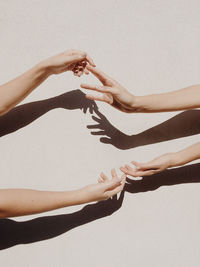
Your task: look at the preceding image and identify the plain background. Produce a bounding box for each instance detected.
[1,0,200,266]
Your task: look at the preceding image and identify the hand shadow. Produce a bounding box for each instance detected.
[0,89,98,137]
[87,109,200,150]
[0,191,124,250]
[125,163,200,193]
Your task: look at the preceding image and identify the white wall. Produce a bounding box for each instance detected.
[1,1,200,266]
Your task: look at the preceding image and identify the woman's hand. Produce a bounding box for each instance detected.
[120,153,177,177]
[39,49,95,76]
[80,169,126,203]
[81,65,135,113]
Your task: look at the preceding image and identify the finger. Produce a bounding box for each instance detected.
[69,50,95,66]
[91,130,106,136]
[117,189,125,206]
[73,70,79,76]
[100,137,112,144]
[106,175,126,197]
[91,116,101,123]
[98,178,104,183]
[111,168,117,179]
[86,54,96,67]
[89,104,93,114]
[93,109,106,119]
[86,65,113,84]
[120,167,155,177]
[87,124,101,129]
[81,84,110,93]
[77,65,84,71]
[131,161,143,170]
[80,60,87,67]
[125,164,134,171]
[84,69,89,75]
[100,172,108,181]
[74,70,83,77]
[85,94,112,104]
[131,161,154,171]
[120,166,136,176]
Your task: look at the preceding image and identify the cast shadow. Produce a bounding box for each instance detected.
[0,192,124,250]
[87,109,200,150]
[125,162,200,193]
[0,89,97,138]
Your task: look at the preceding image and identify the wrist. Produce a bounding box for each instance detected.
[170,152,183,167]
[130,95,144,112]
[69,188,88,205]
[35,60,54,77]
[77,186,95,204]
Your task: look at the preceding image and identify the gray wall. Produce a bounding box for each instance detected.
[1,1,200,266]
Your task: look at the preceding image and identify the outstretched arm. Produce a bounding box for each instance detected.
[0,49,95,116]
[0,169,126,218]
[81,65,200,113]
[120,142,200,177]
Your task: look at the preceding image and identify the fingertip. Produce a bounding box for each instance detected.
[111,168,115,173]
[85,94,93,100]
[120,166,125,171]
[80,83,85,88]
[100,171,104,178]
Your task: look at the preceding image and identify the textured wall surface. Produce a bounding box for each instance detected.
[0,1,200,266]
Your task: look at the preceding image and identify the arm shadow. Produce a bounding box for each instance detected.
[125,163,200,193]
[87,109,200,150]
[0,192,124,250]
[0,89,97,138]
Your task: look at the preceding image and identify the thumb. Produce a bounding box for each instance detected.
[131,160,154,171]
[131,161,144,170]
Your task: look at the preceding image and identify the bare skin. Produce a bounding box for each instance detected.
[0,50,126,218]
[0,49,95,116]
[0,170,126,218]
[120,143,200,177]
[81,65,200,177]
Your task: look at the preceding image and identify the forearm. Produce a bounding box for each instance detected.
[171,142,200,167]
[0,63,50,115]
[132,85,200,112]
[0,188,86,218]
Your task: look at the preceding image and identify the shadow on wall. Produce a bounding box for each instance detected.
[0,89,97,137]
[125,162,200,193]
[0,89,200,250]
[0,193,124,250]
[0,89,200,148]
[87,109,200,150]
[1,162,200,250]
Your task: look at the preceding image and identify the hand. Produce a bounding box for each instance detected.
[120,153,176,177]
[80,65,135,113]
[53,89,98,114]
[87,109,132,149]
[81,191,125,219]
[81,169,126,203]
[39,49,95,76]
